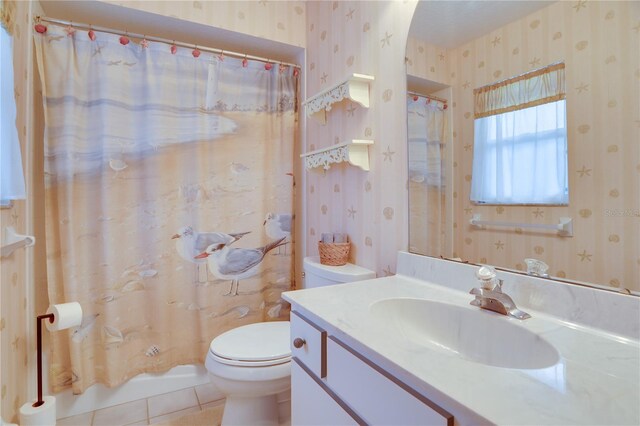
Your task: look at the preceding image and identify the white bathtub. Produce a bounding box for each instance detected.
[55,364,212,419]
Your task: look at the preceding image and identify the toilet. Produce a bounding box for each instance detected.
[205,256,375,425]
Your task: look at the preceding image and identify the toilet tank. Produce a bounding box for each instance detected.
[303,256,376,288]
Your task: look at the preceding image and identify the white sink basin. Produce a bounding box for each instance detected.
[370,298,560,370]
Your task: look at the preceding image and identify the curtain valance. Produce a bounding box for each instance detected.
[474,62,565,119]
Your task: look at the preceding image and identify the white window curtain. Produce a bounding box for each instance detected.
[471,63,568,205]
[0,24,26,202]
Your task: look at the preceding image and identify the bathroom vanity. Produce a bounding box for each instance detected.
[282,252,640,425]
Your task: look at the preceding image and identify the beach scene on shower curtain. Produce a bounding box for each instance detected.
[34,25,297,394]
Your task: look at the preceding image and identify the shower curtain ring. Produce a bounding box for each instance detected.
[120,29,130,45]
[65,21,76,37]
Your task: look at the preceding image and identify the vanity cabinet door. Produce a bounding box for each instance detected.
[291,358,362,426]
[326,337,453,426]
[291,311,327,378]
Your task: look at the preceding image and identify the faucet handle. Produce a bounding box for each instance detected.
[525,258,549,277]
[495,278,504,292]
[476,265,497,290]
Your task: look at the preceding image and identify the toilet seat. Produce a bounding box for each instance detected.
[209,352,291,367]
[208,321,291,367]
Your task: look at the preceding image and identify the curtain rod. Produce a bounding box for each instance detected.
[407,91,447,104]
[36,16,301,69]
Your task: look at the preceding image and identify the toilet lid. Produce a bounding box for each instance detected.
[209,321,291,363]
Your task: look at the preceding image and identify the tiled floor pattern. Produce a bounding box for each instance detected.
[57,384,224,426]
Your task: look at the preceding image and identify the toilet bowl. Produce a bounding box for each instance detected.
[206,257,375,425]
[205,321,292,426]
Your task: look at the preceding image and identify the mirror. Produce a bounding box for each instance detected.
[406,0,639,294]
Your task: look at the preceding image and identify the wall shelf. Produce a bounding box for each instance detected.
[301,140,374,171]
[302,73,375,124]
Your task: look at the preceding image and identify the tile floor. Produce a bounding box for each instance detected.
[57,384,224,426]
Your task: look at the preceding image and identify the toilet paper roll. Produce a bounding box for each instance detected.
[19,395,56,426]
[46,302,82,332]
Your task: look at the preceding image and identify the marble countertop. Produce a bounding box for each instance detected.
[283,275,640,425]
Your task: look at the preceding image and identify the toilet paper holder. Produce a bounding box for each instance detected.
[34,313,55,408]
[29,303,83,409]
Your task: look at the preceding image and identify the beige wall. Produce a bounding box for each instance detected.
[103,0,307,48]
[304,0,417,277]
[407,1,639,290]
[406,36,450,87]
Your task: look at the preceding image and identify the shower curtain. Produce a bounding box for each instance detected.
[34,25,297,394]
[407,95,447,257]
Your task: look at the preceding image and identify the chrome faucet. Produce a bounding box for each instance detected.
[470,266,531,320]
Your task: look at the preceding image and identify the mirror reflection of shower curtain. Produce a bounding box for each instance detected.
[34,25,297,394]
[408,95,447,257]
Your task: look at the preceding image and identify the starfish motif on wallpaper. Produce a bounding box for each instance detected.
[577,250,592,262]
[380,32,393,48]
[495,240,505,250]
[464,207,473,215]
[573,0,587,13]
[532,208,544,218]
[346,103,357,116]
[11,210,19,225]
[383,265,394,277]
[320,72,328,84]
[491,36,501,47]
[259,0,267,6]
[462,81,471,89]
[577,165,592,177]
[346,8,355,20]
[529,57,541,67]
[575,82,589,93]
[463,143,472,151]
[439,53,445,61]
[11,336,19,350]
[382,146,395,162]
[347,206,357,219]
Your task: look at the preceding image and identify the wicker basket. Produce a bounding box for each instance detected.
[318,242,350,266]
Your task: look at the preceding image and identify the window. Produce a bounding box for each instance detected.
[470,63,568,205]
[1,24,26,206]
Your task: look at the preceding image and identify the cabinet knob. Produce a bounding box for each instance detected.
[293,337,306,349]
